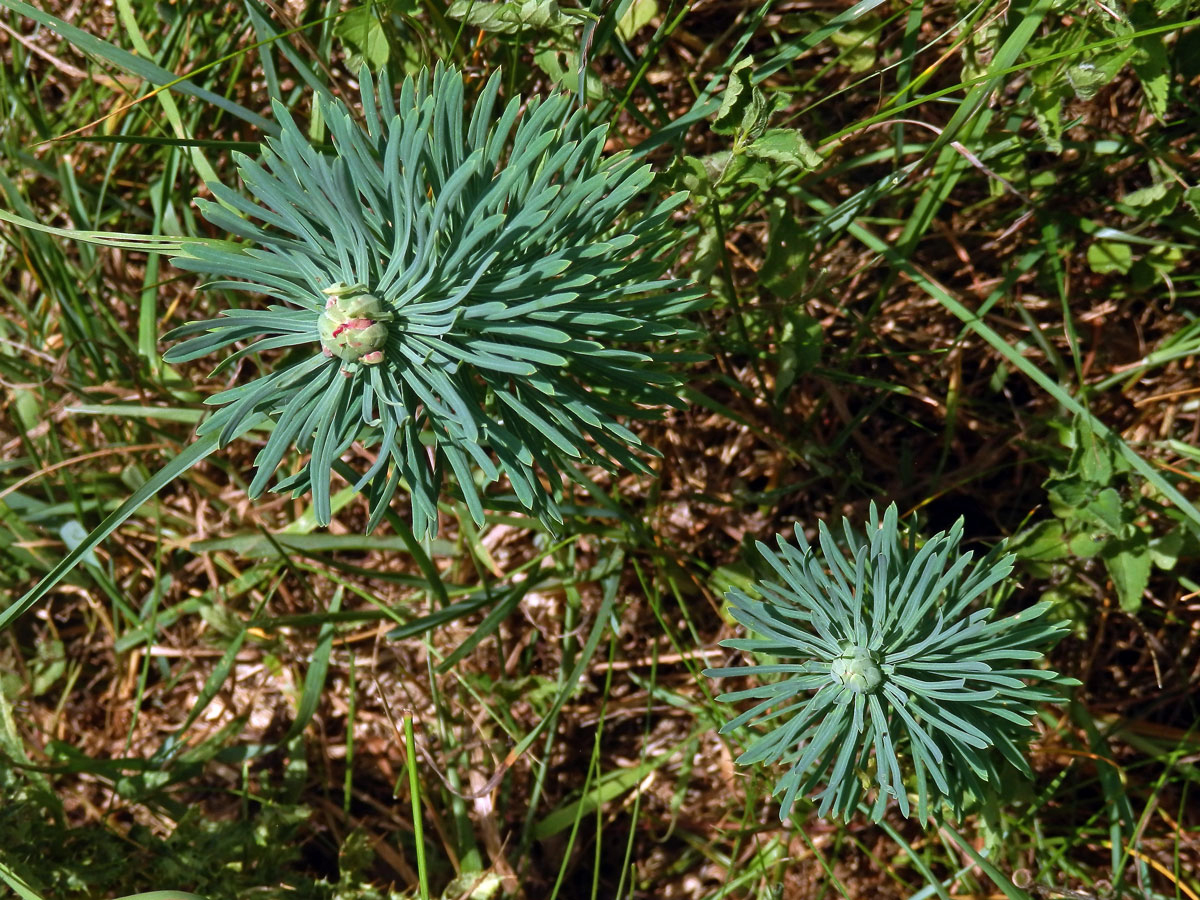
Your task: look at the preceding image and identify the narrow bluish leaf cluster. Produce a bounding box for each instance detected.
[705,504,1076,823]
[163,65,700,536]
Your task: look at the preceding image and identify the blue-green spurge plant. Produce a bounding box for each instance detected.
[705,504,1076,824]
[163,65,699,536]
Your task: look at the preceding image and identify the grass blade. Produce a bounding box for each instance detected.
[0,861,44,900]
[284,585,343,742]
[0,0,272,132]
[941,822,1031,900]
[0,429,228,633]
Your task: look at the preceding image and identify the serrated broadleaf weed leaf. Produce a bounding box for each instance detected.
[705,503,1077,824]
[165,65,702,536]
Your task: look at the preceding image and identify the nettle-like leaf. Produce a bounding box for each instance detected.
[164,65,701,537]
[705,503,1077,824]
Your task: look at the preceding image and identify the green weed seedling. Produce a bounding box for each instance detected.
[1009,418,1193,615]
[706,503,1078,824]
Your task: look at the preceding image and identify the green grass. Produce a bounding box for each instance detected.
[2,0,1199,898]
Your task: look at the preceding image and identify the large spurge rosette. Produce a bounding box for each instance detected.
[163,66,700,536]
[705,504,1076,823]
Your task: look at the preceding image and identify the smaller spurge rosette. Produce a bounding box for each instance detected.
[705,503,1076,824]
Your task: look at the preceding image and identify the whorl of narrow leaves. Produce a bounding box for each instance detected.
[705,504,1076,824]
[163,65,700,536]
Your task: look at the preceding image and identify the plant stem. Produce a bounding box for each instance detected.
[405,713,430,900]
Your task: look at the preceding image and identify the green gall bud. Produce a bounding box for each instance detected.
[830,644,882,694]
[318,285,392,367]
